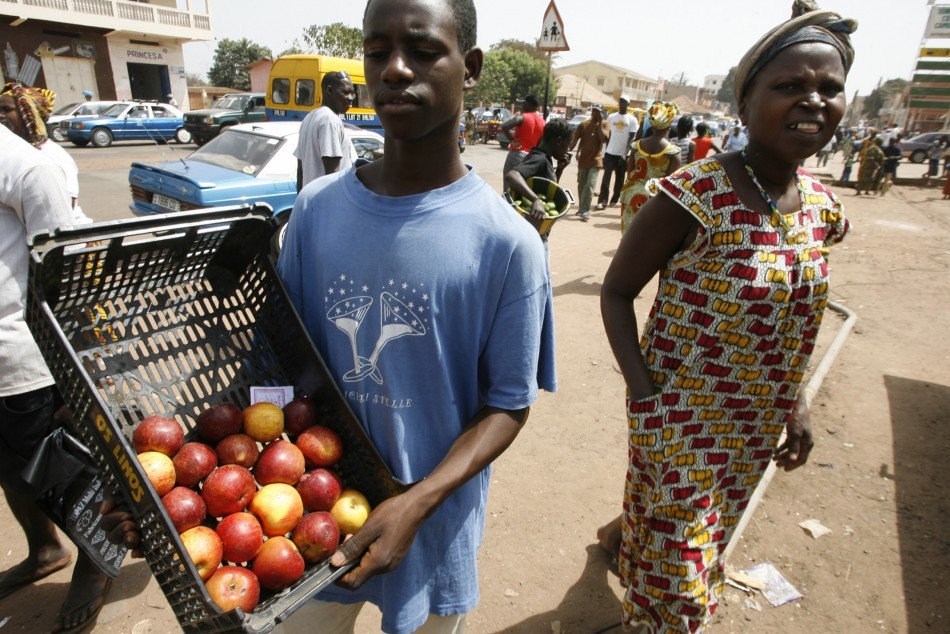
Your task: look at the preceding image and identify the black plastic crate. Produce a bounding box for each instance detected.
[26,206,405,633]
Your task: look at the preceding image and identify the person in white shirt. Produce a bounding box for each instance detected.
[0,98,113,632]
[723,125,749,152]
[597,96,639,209]
[295,71,356,191]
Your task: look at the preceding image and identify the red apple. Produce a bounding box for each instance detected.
[243,402,284,443]
[295,425,343,468]
[173,442,218,488]
[133,416,184,457]
[251,536,305,590]
[205,565,260,613]
[162,486,207,533]
[283,396,319,437]
[291,512,340,565]
[205,566,261,612]
[248,483,303,537]
[197,403,244,443]
[216,434,260,469]
[201,465,257,518]
[295,468,342,512]
[215,512,264,563]
[180,525,223,581]
[254,440,305,486]
[138,451,176,497]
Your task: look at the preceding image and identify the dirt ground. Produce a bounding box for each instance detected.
[1,147,947,634]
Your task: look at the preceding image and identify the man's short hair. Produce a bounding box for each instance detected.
[543,117,572,143]
[322,71,350,92]
[364,0,477,53]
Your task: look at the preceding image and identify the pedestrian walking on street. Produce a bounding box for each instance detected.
[879,137,901,195]
[856,136,884,195]
[692,122,722,159]
[295,71,355,191]
[597,2,855,631]
[597,96,639,209]
[569,104,606,221]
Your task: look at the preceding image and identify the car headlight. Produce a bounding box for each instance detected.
[72,122,85,129]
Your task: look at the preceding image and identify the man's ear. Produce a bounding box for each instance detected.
[463,48,483,91]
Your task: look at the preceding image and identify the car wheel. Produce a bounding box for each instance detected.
[270,212,291,261]
[70,139,89,147]
[90,127,113,148]
[499,140,509,150]
[194,136,207,146]
[911,149,927,164]
[51,126,67,143]
[175,128,192,144]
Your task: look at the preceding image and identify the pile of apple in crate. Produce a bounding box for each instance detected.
[133,396,369,613]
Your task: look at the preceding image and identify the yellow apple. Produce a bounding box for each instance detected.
[180,525,223,581]
[330,489,371,535]
[243,402,284,442]
[248,483,303,537]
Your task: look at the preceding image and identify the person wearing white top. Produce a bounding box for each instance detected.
[294,71,356,191]
[597,96,639,209]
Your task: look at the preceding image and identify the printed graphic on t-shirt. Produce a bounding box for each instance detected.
[324,274,430,385]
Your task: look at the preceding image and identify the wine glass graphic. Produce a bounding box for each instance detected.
[326,296,374,379]
[347,292,426,384]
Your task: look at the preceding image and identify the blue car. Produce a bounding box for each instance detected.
[68,101,191,148]
[129,121,384,252]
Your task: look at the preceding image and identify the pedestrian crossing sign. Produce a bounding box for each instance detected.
[538,0,569,52]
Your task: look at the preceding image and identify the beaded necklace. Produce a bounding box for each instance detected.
[740,147,798,231]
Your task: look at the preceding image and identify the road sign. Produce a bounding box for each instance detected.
[924,4,950,39]
[538,0,569,52]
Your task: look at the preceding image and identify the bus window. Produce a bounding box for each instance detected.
[295,79,315,107]
[352,84,371,110]
[272,78,290,104]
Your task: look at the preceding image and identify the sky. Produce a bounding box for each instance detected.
[183,0,939,97]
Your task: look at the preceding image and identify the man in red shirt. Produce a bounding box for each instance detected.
[500,94,545,191]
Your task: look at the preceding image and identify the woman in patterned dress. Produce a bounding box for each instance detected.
[855,136,885,195]
[597,2,855,632]
[618,101,682,235]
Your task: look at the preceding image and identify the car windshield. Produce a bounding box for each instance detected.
[100,103,131,117]
[188,129,284,175]
[53,102,79,116]
[210,96,248,110]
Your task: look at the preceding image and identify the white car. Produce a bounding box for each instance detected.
[47,100,120,142]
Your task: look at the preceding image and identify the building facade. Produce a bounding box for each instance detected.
[0,0,213,110]
[553,60,657,109]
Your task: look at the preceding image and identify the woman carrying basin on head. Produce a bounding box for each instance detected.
[597,2,854,631]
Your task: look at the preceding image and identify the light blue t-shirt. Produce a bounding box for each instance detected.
[277,166,556,634]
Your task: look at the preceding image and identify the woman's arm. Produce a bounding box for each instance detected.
[665,151,681,176]
[687,140,696,164]
[602,193,699,399]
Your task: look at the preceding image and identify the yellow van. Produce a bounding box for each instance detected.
[265,54,380,131]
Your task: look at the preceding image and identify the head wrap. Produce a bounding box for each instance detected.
[648,101,679,131]
[1,82,55,146]
[734,2,857,105]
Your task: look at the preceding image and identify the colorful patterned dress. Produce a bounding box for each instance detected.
[619,141,683,234]
[619,158,849,633]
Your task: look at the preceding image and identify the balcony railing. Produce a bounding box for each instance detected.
[5,0,211,33]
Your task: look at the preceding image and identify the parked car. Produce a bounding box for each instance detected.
[568,114,590,132]
[128,121,384,254]
[47,100,120,142]
[183,93,267,145]
[67,101,191,147]
[899,131,950,163]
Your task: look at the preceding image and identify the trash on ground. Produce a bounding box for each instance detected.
[799,518,832,539]
[743,561,803,607]
[726,565,768,592]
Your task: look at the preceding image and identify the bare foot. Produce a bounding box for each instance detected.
[0,545,72,599]
[596,514,623,560]
[51,554,112,634]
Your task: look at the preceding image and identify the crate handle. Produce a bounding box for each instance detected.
[28,204,275,258]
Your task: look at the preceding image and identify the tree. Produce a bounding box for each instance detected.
[862,78,908,121]
[186,72,207,87]
[492,48,551,105]
[490,39,549,64]
[717,66,738,111]
[467,52,511,108]
[279,45,305,58]
[669,72,689,86]
[298,22,363,59]
[208,38,272,90]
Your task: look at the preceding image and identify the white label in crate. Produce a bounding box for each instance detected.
[251,386,294,407]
